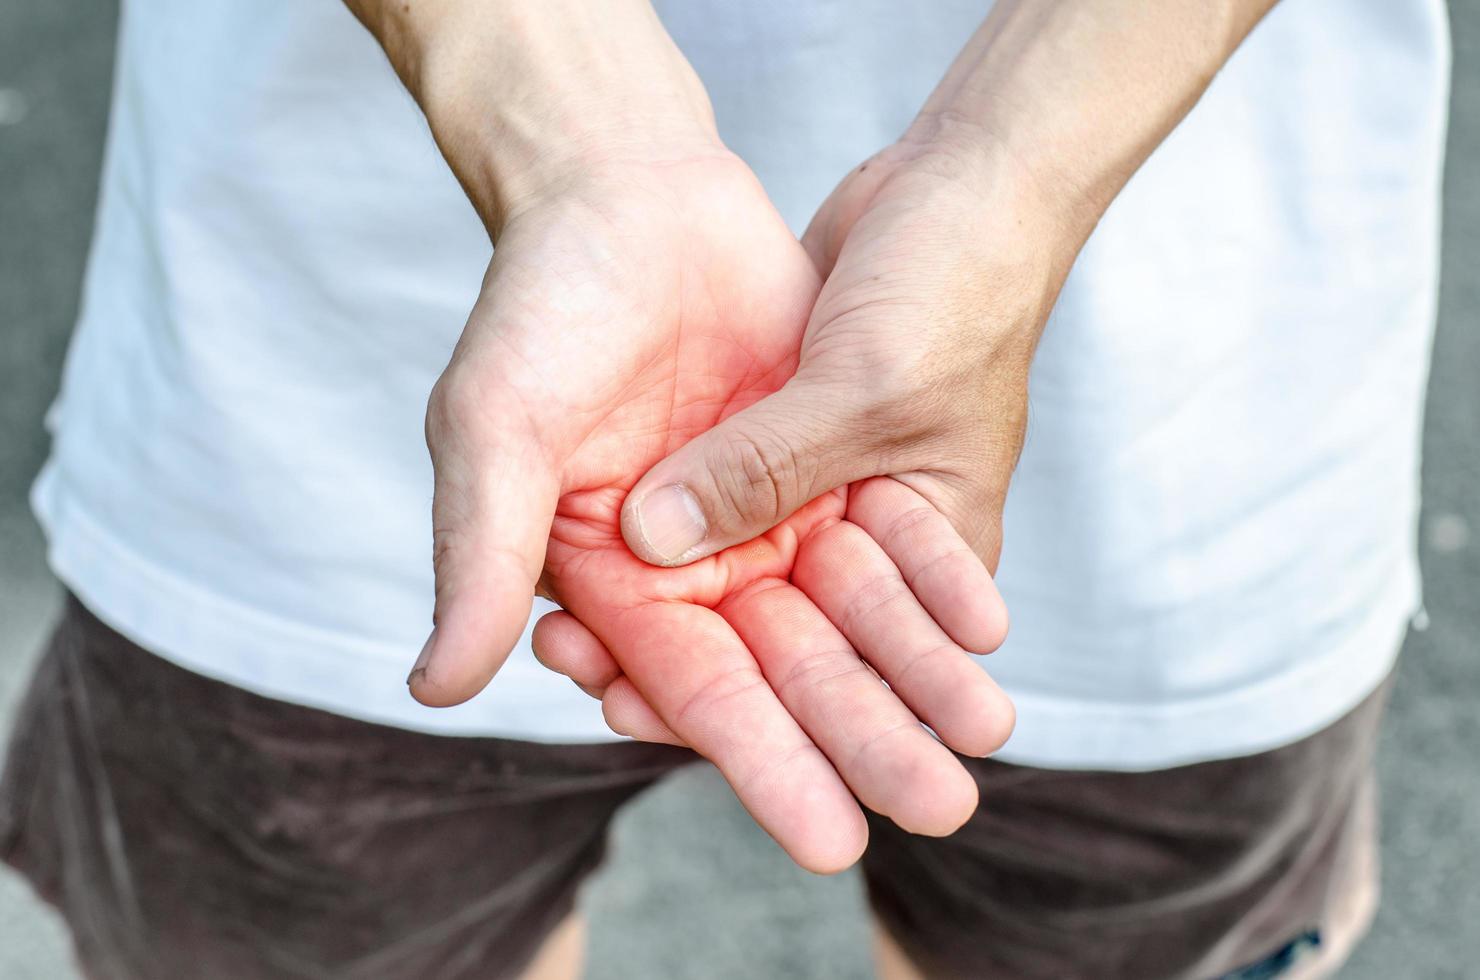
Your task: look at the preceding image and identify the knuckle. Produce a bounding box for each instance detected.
[845,719,924,774]
[712,427,801,527]
[777,649,875,705]
[906,545,974,592]
[424,370,480,451]
[428,527,460,620]
[734,741,823,801]
[838,571,912,635]
[879,503,938,556]
[431,527,456,570]
[672,666,769,732]
[892,642,960,691]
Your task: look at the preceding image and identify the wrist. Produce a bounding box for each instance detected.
[891,0,1274,259]
[370,0,725,237]
[896,111,1100,260]
[865,124,1084,310]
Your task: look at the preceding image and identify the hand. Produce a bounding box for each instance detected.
[347,0,1016,871]
[415,153,1013,872]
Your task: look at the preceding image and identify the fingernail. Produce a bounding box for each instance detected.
[633,483,707,565]
[407,629,436,687]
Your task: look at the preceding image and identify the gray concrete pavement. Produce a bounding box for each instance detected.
[2,3,1477,977]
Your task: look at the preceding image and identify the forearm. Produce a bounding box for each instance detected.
[343,0,721,234]
[906,0,1278,249]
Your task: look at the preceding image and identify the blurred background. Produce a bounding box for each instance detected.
[2,3,1476,978]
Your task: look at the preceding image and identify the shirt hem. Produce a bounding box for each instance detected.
[990,562,1418,771]
[30,462,622,743]
[32,462,1417,768]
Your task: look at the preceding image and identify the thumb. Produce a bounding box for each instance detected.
[621,380,876,566]
[410,377,560,707]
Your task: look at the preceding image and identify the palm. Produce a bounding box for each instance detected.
[420,158,1002,871]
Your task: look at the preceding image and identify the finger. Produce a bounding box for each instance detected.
[794,521,1016,758]
[719,580,979,837]
[602,677,685,747]
[847,477,1009,654]
[532,610,621,694]
[620,379,877,567]
[605,601,868,874]
[411,376,560,708]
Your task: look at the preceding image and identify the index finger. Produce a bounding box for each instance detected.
[847,477,1009,654]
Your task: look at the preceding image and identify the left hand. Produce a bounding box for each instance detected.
[612,136,1066,575]
[542,134,1067,768]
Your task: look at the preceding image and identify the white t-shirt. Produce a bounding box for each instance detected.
[33,0,1449,769]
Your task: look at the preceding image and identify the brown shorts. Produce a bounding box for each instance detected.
[1,596,1387,980]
